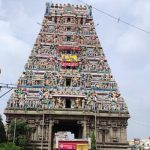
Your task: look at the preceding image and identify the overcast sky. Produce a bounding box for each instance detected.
[0,0,150,140]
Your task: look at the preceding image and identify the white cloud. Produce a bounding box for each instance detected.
[0,20,30,80]
[0,2,31,121]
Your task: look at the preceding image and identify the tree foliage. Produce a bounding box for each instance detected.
[0,115,7,143]
[0,142,21,150]
[90,131,96,150]
[8,119,31,149]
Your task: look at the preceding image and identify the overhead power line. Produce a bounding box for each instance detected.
[0,83,17,99]
[78,0,150,35]
[131,120,150,129]
[0,83,17,89]
[0,89,13,99]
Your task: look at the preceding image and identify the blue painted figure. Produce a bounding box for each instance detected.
[45,2,50,15]
[88,5,92,17]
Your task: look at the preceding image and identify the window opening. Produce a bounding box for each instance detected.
[66,66,71,69]
[66,78,71,86]
[102,130,105,144]
[67,50,71,54]
[55,17,57,23]
[81,18,83,25]
[67,17,71,22]
[66,99,71,108]
[67,27,71,31]
[67,36,71,41]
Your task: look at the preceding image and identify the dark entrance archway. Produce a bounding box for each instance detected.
[52,120,83,149]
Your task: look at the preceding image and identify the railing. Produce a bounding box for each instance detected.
[6,99,128,113]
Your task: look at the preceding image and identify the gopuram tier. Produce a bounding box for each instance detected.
[4,3,130,150]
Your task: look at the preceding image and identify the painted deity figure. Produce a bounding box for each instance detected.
[82,99,85,109]
[55,98,64,108]
[59,76,65,86]
[75,98,81,108]
[110,92,120,103]
[48,99,54,109]
[43,18,49,32]
[72,77,78,87]
[71,100,75,108]
[43,90,49,99]
[38,90,43,100]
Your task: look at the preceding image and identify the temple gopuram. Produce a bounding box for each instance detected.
[4,3,130,150]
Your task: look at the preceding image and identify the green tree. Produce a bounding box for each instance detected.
[0,142,21,150]
[8,119,31,149]
[90,131,96,150]
[0,115,7,143]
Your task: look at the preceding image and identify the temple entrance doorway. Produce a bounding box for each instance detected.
[52,120,83,149]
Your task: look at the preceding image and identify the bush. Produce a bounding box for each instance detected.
[8,119,31,148]
[0,142,21,150]
[0,115,7,143]
[16,135,28,148]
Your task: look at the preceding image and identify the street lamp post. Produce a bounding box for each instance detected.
[13,118,17,143]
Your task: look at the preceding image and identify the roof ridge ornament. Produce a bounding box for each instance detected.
[45,1,52,16]
[87,5,92,17]
[64,3,74,13]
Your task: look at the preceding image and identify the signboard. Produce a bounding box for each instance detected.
[76,144,88,150]
[61,54,78,62]
[59,143,76,150]
[58,140,89,150]
[61,62,79,67]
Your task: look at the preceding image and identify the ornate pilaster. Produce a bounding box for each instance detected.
[120,120,128,143]
[99,121,110,144]
[48,120,58,150]
[77,120,87,139]
[48,120,54,150]
[35,125,38,141]
[86,119,90,138]
[83,120,87,139]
